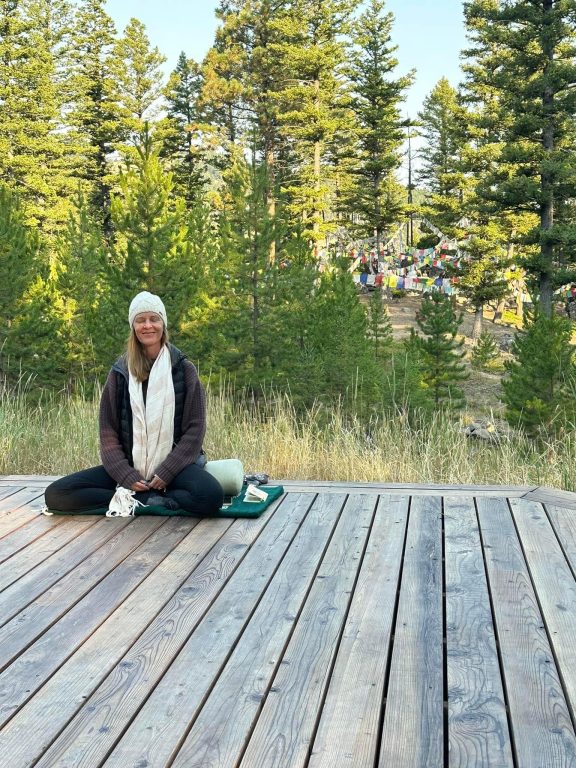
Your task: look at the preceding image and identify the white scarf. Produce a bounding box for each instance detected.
[128,344,175,481]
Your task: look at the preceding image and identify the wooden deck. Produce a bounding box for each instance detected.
[1,476,576,767]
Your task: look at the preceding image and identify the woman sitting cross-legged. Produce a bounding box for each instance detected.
[44,291,224,517]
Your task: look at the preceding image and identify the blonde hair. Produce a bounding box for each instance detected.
[126,326,169,382]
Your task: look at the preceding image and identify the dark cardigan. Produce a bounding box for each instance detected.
[99,344,206,488]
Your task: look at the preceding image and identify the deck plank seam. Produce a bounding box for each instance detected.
[475,496,518,768]
[373,494,413,768]
[441,497,450,768]
[0,517,66,565]
[72,517,242,768]
[0,517,133,635]
[0,521,209,677]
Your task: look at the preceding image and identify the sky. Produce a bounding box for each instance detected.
[104,0,467,119]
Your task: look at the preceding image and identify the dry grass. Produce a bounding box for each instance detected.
[2,380,576,491]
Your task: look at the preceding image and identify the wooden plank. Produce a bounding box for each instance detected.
[0,486,25,501]
[173,493,377,768]
[477,496,576,767]
[378,494,444,768]
[0,490,45,540]
[511,498,576,726]
[444,496,513,768]
[0,514,65,564]
[0,516,98,591]
[0,487,44,513]
[0,517,182,671]
[0,515,235,768]
[0,475,60,485]
[307,495,409,768]
[524,487,576,511]
[546,503,576,566]
[12,492,290,766]
[278,482,531,497]
[98,493,334,768]
[0,516,174,727]
[0,516,132,627]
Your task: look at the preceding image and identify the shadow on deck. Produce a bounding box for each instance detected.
[0,475,575,767]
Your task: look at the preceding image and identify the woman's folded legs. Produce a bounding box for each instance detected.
[164,464,224,515]
[44,465,117,512]
[44,463,225,515]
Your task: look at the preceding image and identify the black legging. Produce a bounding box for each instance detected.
[44,464,224,516]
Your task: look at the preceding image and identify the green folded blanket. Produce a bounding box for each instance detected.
[216,484,284,518]
[43,484,284,519]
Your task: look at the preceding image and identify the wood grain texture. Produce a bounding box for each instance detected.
[2,479,576,767]
[0,514,64,564]
[0,515,98,591]
[477,496,576,768]
[175,493,375,768]
[378,494,444,768]
[308,495,409,768]
[35,495,295,768]
[0,516,178,728]
[278,479,534,493]
[511,498,576,726]
[444,496,513,768]
[0,517,151,669]
[0,516,232,768]
[0,516,136,628]
[100,493,324,768]
[0,491,45,538]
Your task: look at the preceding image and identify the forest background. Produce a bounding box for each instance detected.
[3,0,576,485]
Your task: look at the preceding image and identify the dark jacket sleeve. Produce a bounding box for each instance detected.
[154,360,207,484]
[99,370,143,489]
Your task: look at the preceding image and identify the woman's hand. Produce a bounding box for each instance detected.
[148,474,167,491]
[131,479,150,492]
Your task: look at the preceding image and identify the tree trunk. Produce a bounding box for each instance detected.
[540,0,555,316]
[516,288,524,320]
[472,305,483,340]
[313,78,322,256]
[266,146,275,264]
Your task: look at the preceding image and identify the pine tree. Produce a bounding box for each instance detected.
[272,0,358,251]
[200,0,251,148]
[471,330,499,370]
[66,0,123,233]
[463,0,576,315]
[201,1,292,262]
[55,188,111,378]
[417,78,469,238]
[161,52,208,204]
[110,18,166,143]
[109,129,202,342]
[0,0,76,229]
[448,225,510,338]
[299,268,381,409]
[412,293,469,409]
[502,310,576,433]
[347,0,413,247]
[0,185,41,356]
[367,287,393,361]
[211,156,277,379]
[0,188,68,387]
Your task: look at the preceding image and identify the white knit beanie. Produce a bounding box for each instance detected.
[128,291,168,328]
